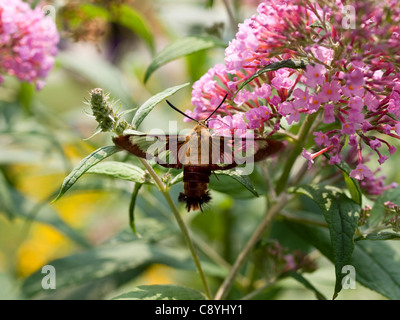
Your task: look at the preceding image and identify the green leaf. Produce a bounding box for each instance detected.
[287,271,327,300]
[351,241,400,299]
[18,82,34,113]
[79,3,110,19]
[205,0,214,8]
[22,242,196,297]
[286,221,400,300]
[169,172,184,186]
[328,155,362,205]
[112,285,206,300]
[53,146,121,202]
[129,183,142,236]
[235,59,307,97]
[131,83,190,128]
[291,185,360,298]
[111,4,154,52]
[355,232,400,241]
[213,170,259,197]
[0,170,15,219]
[144,36,226,83]
[370,187,400,227]
[86,161,150,184]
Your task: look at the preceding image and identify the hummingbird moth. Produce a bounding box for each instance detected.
[113,95,283,212]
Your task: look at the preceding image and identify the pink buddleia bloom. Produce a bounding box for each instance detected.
[245,108,262,129]
[256,105,272,121]
[303,64,326,87]
[323,104,335,123]
[319,81,341,103]
[0,0,59,89]
[307,45,334,65]
[301,148,314,169]
[313,131,330,146]
[369,139,381,150]
[378,155,389,165]
[395,122,400,135]
[328,154,342,165]
[292,88,310,108]
[270,95,281,107]
[364,91,380,112]
[362,121,373,133]
[342,123,357,135]
[350,164,374,180]
[271,69,294,90]
[308,95,321,112]
[279,101,300,124]
[348,96,364,111]
[388,91,400,117]
[209,114,247,136]
[341,84,365,97]
[348,135,358,146]
[188,0,400,198]
[344,68,365,88]
[347,109,365,123]
[254,83,272,99]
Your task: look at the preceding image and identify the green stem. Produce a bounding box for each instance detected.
[276,112,319,195]
[214,192,289,300]
[139,159,212,300]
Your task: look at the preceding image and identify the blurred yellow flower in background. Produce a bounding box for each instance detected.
[17,224,71,277]
[141,264,174,286]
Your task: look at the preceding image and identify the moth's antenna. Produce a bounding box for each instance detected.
[205,94,228,121]
[166,100,198,123]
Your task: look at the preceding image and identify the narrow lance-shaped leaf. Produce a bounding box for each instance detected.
[144,36,226,83]
[112,285,206,300]
[287,271,327,300]
[235,59,307,98]
[53,146,121,202]
[214,170,259,197]
[111,4,154,52]
[129,183,142,237]
[0,170,15,219]
[131,83,190,129]
[86,161,151,184]
[291,185,360,299]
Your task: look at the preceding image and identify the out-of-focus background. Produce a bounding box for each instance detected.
[0,0,396,300]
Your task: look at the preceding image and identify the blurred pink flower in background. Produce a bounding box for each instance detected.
[0,0,59,90]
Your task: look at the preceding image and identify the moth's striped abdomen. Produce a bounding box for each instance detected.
[178,165,211,212]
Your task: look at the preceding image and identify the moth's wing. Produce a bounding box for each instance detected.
[252,138,283,161]
[112,134,186,169]
[208,136,283,171]
[208,136,237,171]
[231,136,283,163]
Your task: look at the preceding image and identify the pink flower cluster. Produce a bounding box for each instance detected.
[190,0,400,196]
[0,0,59,90]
